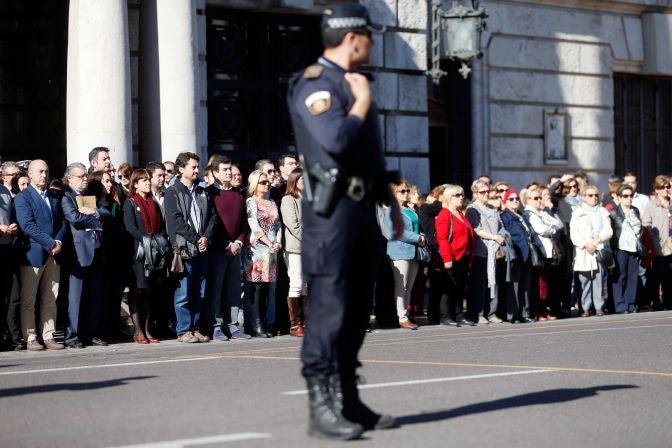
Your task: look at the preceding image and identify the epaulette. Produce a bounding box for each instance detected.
[303,65,324,79]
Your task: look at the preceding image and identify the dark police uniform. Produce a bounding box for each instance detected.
[288,55,386,379]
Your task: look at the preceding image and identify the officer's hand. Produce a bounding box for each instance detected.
[345,73,371,121]
[444,261,453,270]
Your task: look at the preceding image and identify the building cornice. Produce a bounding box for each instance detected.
[487,0,672,14]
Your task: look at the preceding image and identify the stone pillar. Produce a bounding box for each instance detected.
[66,0,132,167]
[156,0,201,163]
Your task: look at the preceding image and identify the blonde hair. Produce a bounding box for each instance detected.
[441,184,464,207]
[392,179,411,194]
[247,169,267,197]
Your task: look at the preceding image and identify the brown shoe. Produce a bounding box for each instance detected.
[26,340,45,351]
[290,325,305,337]
[399,319,418,330]
[581,311,590,317]
[192,330,210,343]
[43,339,64,350]
[596,309,605,316]
[177,332,199,343]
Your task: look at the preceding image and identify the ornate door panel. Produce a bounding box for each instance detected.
[206,9,321,170]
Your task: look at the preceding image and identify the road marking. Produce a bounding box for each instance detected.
[108,432,271,448]
[282,369,551,395]
[107,432,271,448]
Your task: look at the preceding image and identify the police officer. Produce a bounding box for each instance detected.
[288,3,403,440]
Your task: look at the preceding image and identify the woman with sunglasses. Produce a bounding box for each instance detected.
[384,181,426,329]
[117,163,133,196]
[641,175,672,310]
[555,176,582,312]
[436,184,474,326]
[244,169,282,337]
[523,186,564,320]
[499,189,534,323]
[570,185,613,316]
[609,184,644,313]
[465,179,507,325]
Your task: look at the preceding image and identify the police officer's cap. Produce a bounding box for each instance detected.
[321,3,386,34]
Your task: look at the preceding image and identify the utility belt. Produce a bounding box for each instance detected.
[300,155,399,217]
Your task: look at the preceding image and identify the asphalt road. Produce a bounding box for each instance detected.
[1,311,671,448]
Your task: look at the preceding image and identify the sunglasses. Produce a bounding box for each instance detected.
[532,196,542,200]
[452,193,464,198]
[585,193,598,198]
[508,197,519,202]
[119,175,130,180]
[497,188,507,193]
[620,194,632,198]
[258,180,270,185]
[663,185,672,189]
[399,189,410,194]
[165,170,173,174]
[266,169,277,175]
[478,190,489,194]
[569,185,578,189]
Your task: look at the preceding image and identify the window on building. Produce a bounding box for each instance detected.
[614,74,672,194]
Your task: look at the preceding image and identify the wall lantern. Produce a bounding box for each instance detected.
[436,0,488,79]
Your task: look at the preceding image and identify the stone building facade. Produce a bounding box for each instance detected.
[1,0,671,193]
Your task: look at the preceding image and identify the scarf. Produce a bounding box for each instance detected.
[133,193,161,234]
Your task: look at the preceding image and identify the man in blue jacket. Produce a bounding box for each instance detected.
[14,160,67,351]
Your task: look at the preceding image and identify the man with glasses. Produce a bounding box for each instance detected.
[62,163,110,348]
[163,161,176,185]
[623,171,649,211]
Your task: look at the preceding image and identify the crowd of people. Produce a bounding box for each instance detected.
[376,171,672,331]
[1,149,671,351]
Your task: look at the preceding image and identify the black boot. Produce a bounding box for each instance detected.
[306,375,364,440]
[253,319,271,338]
[339,373,397,430]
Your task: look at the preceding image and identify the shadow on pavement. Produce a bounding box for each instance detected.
[0,375,156,398]
[395,385,638,425]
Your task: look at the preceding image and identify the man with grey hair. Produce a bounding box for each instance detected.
[1,161,20,194]
[14,159,67,350]
[62,162,111,348]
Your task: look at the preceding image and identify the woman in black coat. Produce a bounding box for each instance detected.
[123,169,169,344]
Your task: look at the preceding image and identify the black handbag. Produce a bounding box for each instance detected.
[416,245,432,265]
[529,243,543,268]
[596,245,614,268]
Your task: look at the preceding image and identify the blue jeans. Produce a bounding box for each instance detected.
[173,255,207,335]
[207,251,242,333]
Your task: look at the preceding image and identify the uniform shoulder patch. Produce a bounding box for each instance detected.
[305,91,331,116]
[303,65,324,79]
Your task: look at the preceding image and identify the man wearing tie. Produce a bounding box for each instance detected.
[62,162,110,348]
[14,160,67,351]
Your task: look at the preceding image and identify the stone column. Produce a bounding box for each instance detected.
[66,0,132,167]
[156,0,201,163]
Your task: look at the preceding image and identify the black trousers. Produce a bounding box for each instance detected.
[301,198,380,377]
[441,256,468,320]
[0,244,21,345]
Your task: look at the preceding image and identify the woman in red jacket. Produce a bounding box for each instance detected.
[436,184,475,326]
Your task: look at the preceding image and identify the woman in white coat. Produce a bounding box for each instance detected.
[570,185,613,316]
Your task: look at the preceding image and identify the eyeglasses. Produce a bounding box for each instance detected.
[532,196,542,200]
[585,193,598,198]
[478,190,489,195]
[508,197,519,202]
[258,180,270,185]
[399,189,410,194]
[72,174,88,180]
[452,193,464,198]
[620,194,633,198]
